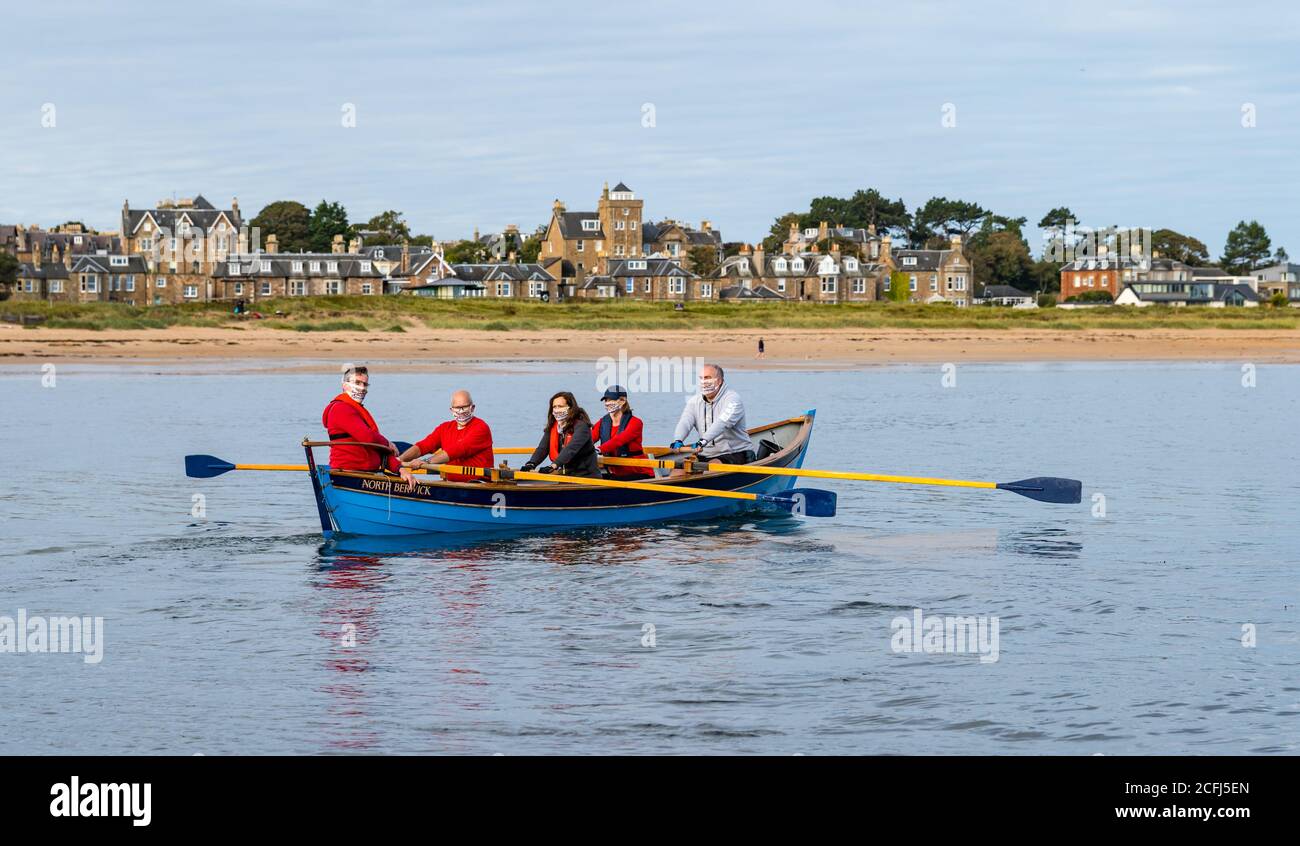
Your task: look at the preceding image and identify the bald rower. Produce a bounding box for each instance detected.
[398,390,495,484]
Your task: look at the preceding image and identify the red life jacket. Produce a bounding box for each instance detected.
[548,423,572,463]
[598,413,654,478]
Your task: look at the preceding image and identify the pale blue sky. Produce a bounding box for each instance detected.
[2,0,1297,257]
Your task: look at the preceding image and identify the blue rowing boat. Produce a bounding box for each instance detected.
[305,410,818,538]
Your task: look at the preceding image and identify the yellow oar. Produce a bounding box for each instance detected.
[599,457,1082,504]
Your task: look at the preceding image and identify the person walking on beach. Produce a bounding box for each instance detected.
[670,363,755,464]
[322,365,401,474]
[397,390,494,485]
[756,338,766,359]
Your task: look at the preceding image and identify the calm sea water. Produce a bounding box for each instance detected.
[2,359,1298,755]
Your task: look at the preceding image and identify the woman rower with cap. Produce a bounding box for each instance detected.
[593,385,655,479]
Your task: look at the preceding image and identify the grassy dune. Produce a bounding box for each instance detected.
[3,296,1297,331]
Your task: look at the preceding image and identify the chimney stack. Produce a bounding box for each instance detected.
[701,220,711,232]
[401,241,410,274]
[332,234,345,254]
[348,236,361,254]
[553,199,565,214]
[881,235,892,264]
[818,220,829,243]
[949,233,962,251]
[266,234,279,254]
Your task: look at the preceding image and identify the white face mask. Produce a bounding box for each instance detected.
[553,408,569,423]
[452,408,474,425]
[345,381,368,403]
[604,399,624,414]
[699,377,720,397]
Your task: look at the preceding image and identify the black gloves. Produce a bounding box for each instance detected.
[520,462,537,472]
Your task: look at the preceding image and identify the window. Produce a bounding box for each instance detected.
[50,280,64,293]
[360,261,371,273]
[582,219,600,231]
[260,260,271,272]
[154,295,163,305]
[625,278,635,294]
[139,238,153,252]
[615,221,624,231]
[292,261,303,273]
[110,256,127,267]
[821,278,836,294]
[309,261,321,273]
[290,280,306,296]
[777,280,786,293]
[903,256,917,266]
[81,275,98,293]
[234,282,243,295]
[669,278,684,294]
[622,208,629,216]
[325,280,342,295]
[374,250,385,259]
[954,276,966,291]
[614,245,624,256]
[184,285,198,299]
[852,279,866,294]
[643,279,651,294]
[157,276,167,288]
[529,281,545,298]
[774,259,787,272]
[630,221,636,230]
[701,283,712,299]
[667,243,679,256]
[74,235,83,245]
[930,276,938,291]
[496,282,512,297]
[327,262,339,274]
[628,260,647,270]
[125,275,135,292]
[228,262,240,274]
[361,283,373,295]
[576,240,584,253]
[909,275,917,292]
[22,279,33,292]
[845,259,858,271]
[260,282,272,295]
[791,259,804,272]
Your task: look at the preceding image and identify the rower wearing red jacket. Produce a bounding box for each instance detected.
[397,390,495,484]
[322,365,401,474]
[594,385,655,479]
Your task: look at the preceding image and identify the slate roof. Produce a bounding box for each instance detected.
[719,284,784,300]
[893,249,955,272]
[18,262,70,280]
[123,198,240,235]
[70,254,150,274]
[448,263,554,283]
[555,212,603,239]
[606,258,696,278]
[612,182,631,193]
[212,253,382,278]
[360,244,432,261]
[979,285,1033,299]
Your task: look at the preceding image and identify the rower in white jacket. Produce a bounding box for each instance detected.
[671,363,756,464]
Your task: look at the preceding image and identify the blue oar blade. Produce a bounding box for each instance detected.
[996,477,1082,504]
[185,454,236,478]
[393,441,413,454]
[761,487,837,517]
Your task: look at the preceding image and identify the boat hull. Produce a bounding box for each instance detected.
[312,411,816,537]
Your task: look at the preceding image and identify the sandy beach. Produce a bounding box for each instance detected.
[2,323,1298,370]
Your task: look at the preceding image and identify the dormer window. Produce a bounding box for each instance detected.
[582,219,600,231]
[327,262,339,274]
[309,261,321,273]
[903,256,917,266]
[628,260,647,270]
[774,259,787,272]
[360,261,372,273]
[845,259,858,271]
[374,249,385,259]
[791,259,805,273]
[110,256,128,267]
[228,262,241,274]
[260,260,272,272]
[292,261,303,273]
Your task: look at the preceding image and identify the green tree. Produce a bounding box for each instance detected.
[355,210,412,244]
[0,252,19,298]
[1037,206,1077,260]
[886,270,912,302]
[1151,228,1209,266]
[909,197,988,247]
[763,212,802,251]
[1275,246,1289,263]
[308,200,350,252]
[686,245,720,277]
[1221,220,1272,273]
[250,200,312,252]
[519,226,546,263]
[968,229,1035,294]
[443,240,490,263]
